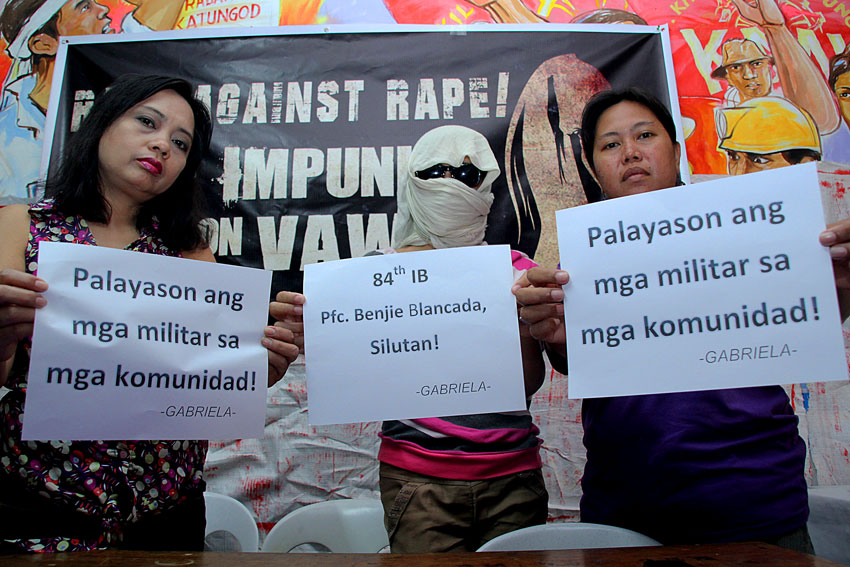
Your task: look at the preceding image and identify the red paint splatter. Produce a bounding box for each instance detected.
[547,513,581,522]
[242,477,274,496]
[258,521,276,533]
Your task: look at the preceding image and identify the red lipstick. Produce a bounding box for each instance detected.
[137,157,163,175]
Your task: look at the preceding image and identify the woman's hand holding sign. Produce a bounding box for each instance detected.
[0,269,47,387]
[820,218,850,321]
[265,291,306,384]
[512,267,569,345]
[0,205,46,388]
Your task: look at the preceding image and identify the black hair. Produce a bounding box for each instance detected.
[46,74,213,252]
[580,87,678,172]
[829,48,850,92]
[0,0,60,67]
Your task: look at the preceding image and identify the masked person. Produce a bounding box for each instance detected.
[270,125,548,552]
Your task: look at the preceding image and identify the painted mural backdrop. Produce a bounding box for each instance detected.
[5,0,850,202]
[2,0,849,542]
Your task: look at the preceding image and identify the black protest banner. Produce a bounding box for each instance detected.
[47,26,675,293]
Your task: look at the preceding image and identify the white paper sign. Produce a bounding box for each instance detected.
[303,245,527,425]
[23,243,272,440]
[556,163,849,398]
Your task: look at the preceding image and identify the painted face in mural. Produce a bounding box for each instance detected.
[590,101,681,199]
[834,71,850,128]
[97,89,194,204]
[725,58,772,100]
[717,97,821,176]
[56,0,112,36]
[723,150,796,175]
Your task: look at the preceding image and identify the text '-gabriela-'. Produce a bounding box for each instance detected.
[701,344,794,364]
[416,381,490,396]
[163,405,234,418]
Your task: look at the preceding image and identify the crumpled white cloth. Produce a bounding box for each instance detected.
[392,125,500,249]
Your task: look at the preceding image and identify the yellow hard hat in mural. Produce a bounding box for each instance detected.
[716,97,820,154]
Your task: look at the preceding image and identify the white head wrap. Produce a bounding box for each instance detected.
[3,0,66,78]
[393,125,500,249]
[3,0,67,59]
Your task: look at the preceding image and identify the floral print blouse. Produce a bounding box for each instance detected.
[0,199,208,552]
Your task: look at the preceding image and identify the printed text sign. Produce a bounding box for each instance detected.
[557,163,849,398]
[24,243,272,440]
[303,245,527,424]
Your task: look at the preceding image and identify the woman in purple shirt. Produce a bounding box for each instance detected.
[513,87,850,553]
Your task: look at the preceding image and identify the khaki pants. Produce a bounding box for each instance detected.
[379,462,548,553]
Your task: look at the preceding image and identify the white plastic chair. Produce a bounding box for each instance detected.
[261,499,389,553]
[204,492,260,552]
[808,485,850,565]
[476,522,662,551]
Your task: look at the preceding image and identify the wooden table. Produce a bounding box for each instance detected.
[1,543,843,566]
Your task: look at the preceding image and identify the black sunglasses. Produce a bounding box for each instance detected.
[414,163,485,188]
